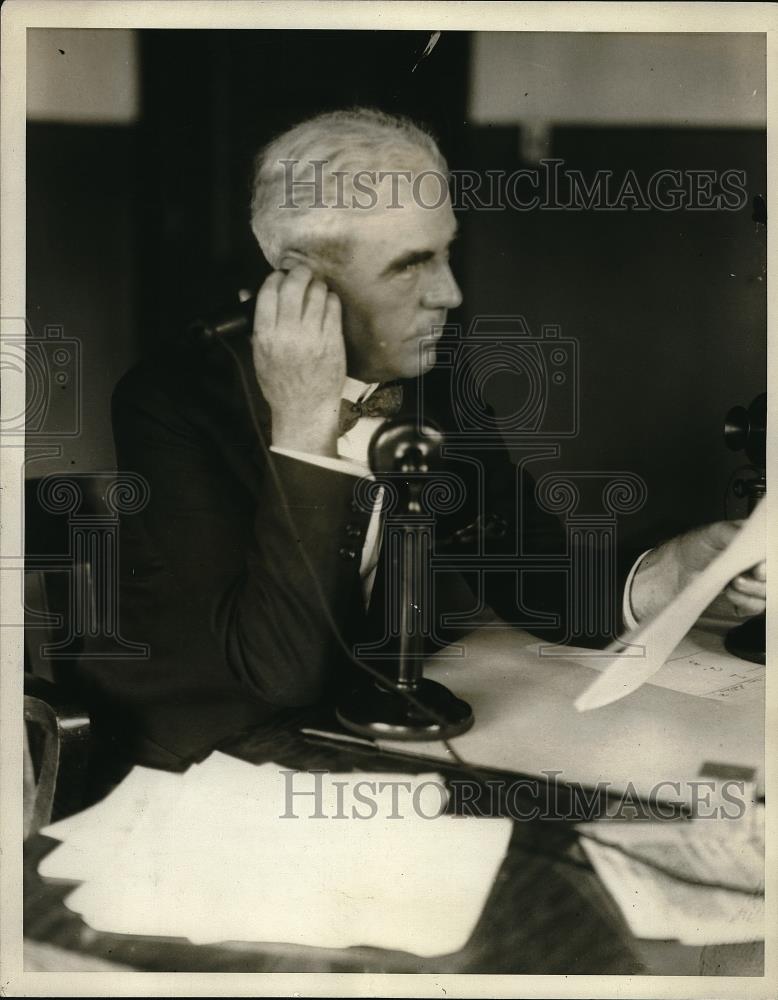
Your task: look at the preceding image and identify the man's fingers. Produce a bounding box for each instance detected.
[322,290,342,336]
[729,573,766,599]
[254,271,283,333]
[724,585,766,618]
[302,279,328,328]
[277,265,315,326]
[734,597,766,618]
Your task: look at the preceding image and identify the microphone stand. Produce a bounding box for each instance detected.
[336,418,474,741]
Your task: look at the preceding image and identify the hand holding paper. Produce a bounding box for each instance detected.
[576,500,766,711]
[631,515,766,626]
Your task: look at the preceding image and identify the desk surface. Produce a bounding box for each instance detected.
[25,716,757,976]
[23,627,765,976]
[383,625,765,802]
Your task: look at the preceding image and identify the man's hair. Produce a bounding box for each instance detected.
[250,107,448,267]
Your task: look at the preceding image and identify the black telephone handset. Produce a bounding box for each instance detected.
[189,293,256,340]
[189,263,335,340]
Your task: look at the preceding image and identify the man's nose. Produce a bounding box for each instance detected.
[421,263,463,311]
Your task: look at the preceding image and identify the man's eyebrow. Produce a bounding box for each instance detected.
[381,227,459,276]
[382,249,434,274]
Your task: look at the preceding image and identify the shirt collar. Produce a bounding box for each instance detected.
[342,377,379,404]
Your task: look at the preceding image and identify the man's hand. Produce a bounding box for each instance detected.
[630,519,766,626]
[251,266,346,456]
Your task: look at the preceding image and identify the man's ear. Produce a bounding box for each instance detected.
[278,249,316,273]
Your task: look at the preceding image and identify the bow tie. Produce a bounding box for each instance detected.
[338,383,403,435]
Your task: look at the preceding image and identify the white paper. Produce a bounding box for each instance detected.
[575,499,765,710]
[41,754,512,957]
[656,632,765,703]
[577,812,764,945]
[540,627,765,705]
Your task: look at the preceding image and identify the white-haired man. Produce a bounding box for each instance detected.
[83,108,765,771]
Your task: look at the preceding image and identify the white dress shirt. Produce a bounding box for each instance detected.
[272,378,385,605]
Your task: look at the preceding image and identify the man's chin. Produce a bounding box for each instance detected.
[363,346,437,383]
[393,360,434,383]
[402,342,438,379]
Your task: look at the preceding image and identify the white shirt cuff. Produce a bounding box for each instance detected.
[622,549,653,632]
[270,446,370,479]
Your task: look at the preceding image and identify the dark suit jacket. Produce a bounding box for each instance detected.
[78,331,631,769]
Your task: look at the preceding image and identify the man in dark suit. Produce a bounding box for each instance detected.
[80,108,765,771]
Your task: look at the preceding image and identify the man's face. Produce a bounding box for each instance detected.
[322,191,462,383]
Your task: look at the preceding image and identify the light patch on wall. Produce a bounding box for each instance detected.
[27,28,139,124]
[469,33,766,130]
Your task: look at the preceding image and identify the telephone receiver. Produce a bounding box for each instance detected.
[189,260,334,340]
[189,293,256,340]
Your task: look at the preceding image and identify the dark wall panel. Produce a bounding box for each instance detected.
[459,125,766,548]
[26,124,140,477]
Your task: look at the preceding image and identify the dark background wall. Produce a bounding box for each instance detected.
[460,124,766,548]
[26,124,140,477]
[27,29,766,550]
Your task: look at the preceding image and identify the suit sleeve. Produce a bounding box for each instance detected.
[112,374,370,708]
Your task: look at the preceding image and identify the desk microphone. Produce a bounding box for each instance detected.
[336,417,475,741]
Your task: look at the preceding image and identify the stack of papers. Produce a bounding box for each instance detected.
[577,811,764,945]
[40,752,512,956]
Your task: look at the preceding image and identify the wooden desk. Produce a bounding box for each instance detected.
[24,714,753,976]
[23,624,764,976]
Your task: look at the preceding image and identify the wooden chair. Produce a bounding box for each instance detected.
[23,673,90,838]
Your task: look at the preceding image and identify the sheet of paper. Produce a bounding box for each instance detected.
[41,765,179,844]
[576,812,764,945]
[63,811,511,954]
[575,499,765,710]
[42,755,512,957]
[656,631,765,703]
[535,627,765,705]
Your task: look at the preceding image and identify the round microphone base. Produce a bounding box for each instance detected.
[336,678,474,742]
